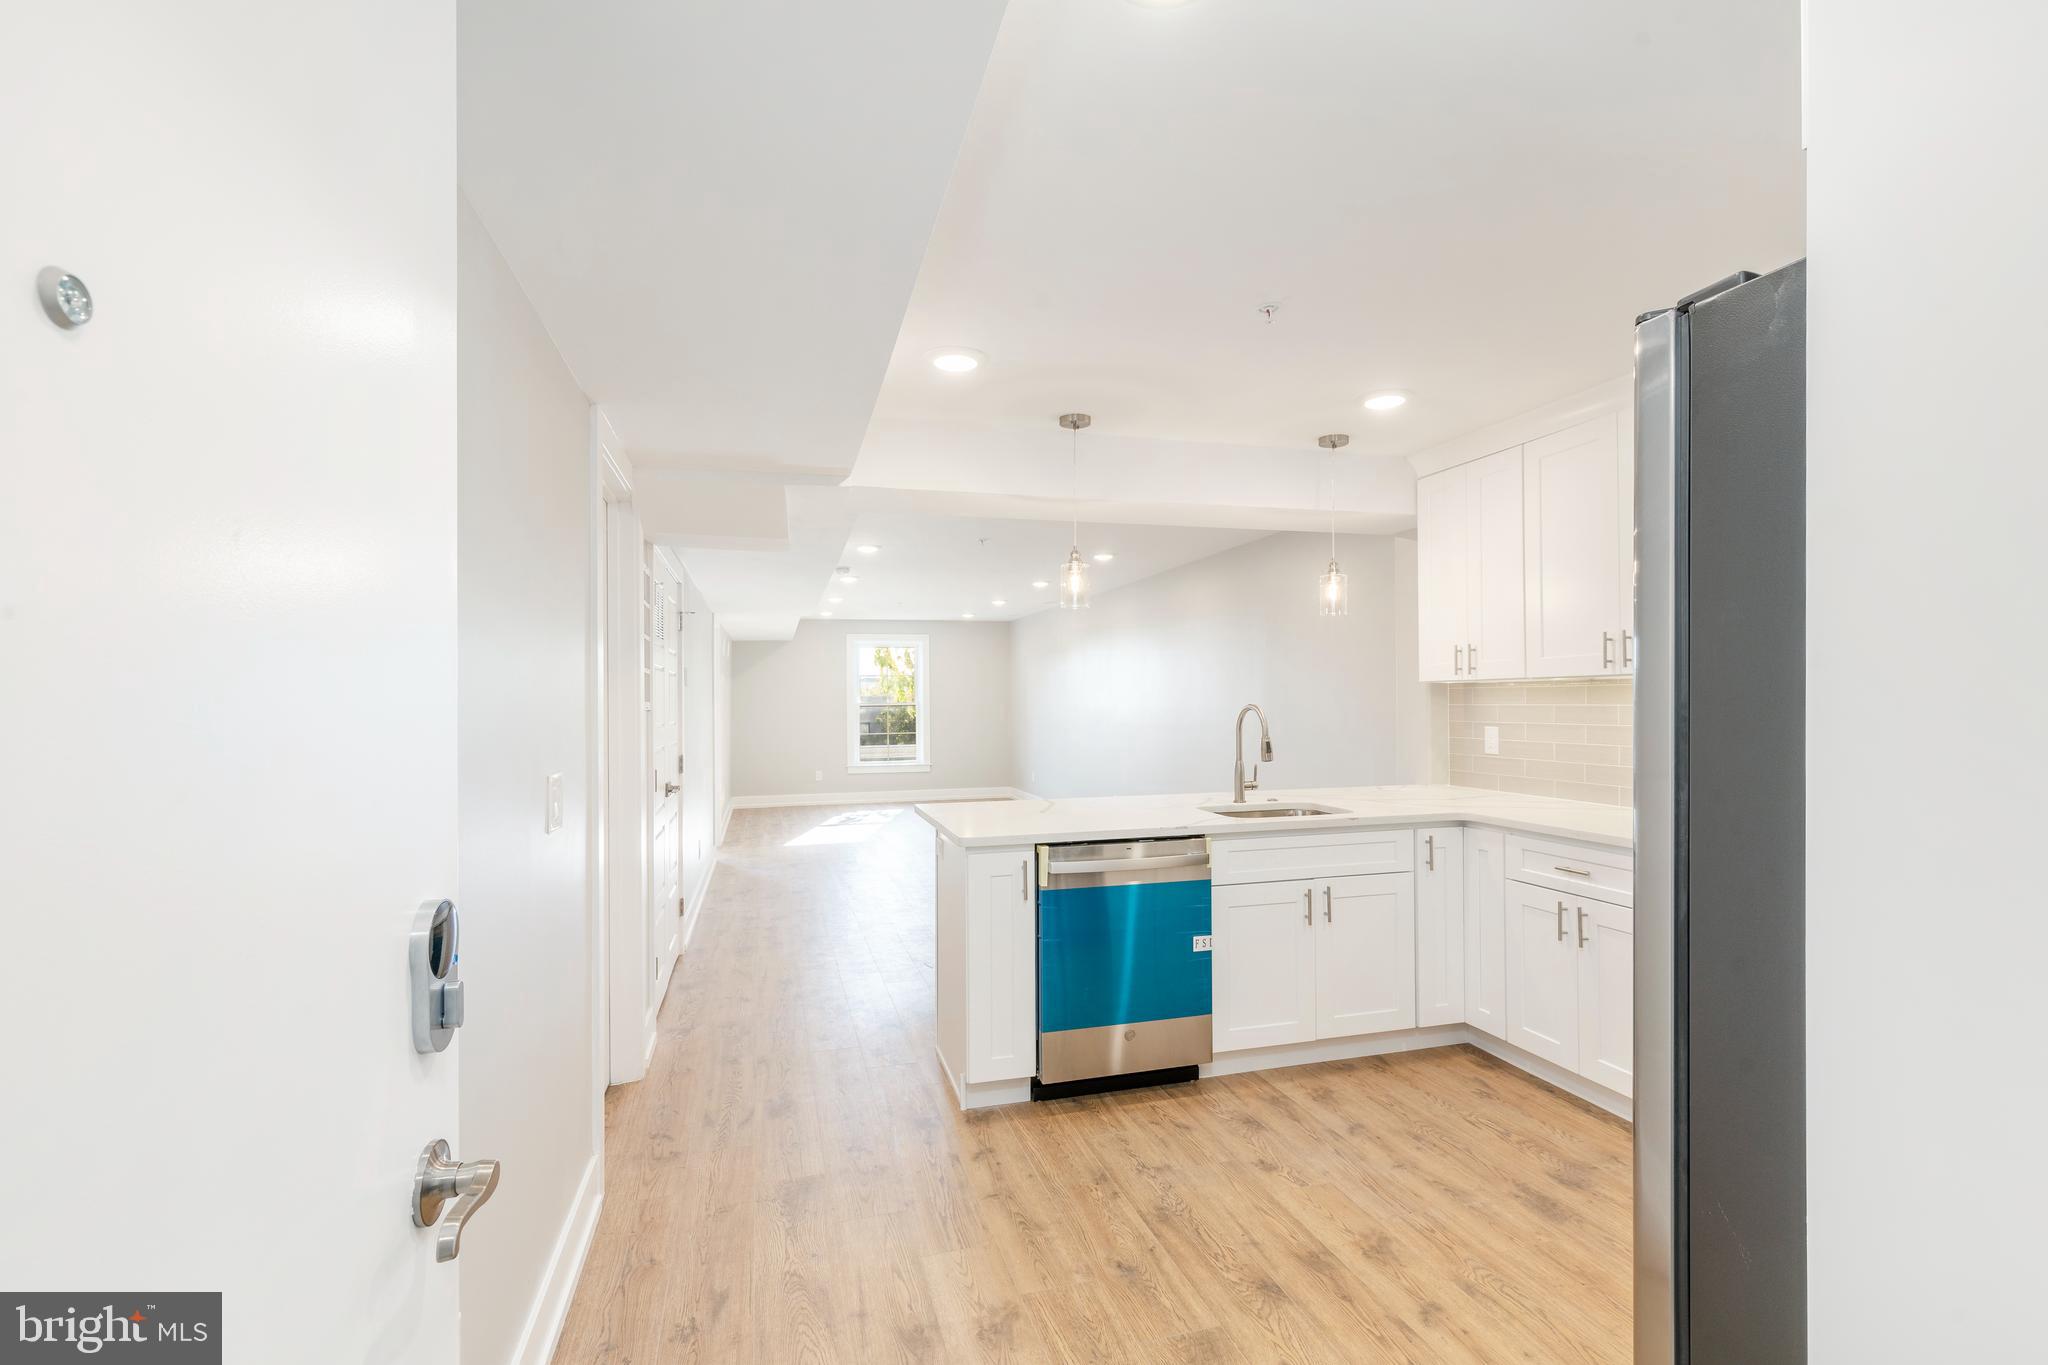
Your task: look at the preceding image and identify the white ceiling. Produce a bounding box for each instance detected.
[465,0,1804,636]
[678,486,1266,637]
[458,0,1008,475]
[871,0,1806,457]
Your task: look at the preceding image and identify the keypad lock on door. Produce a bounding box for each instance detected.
[410,899,465,1053]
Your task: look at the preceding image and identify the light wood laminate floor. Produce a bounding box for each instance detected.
[555,804,1632,1364]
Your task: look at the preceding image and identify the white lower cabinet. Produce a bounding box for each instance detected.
[1212,878,1318,1051]
[1506,879,1582,1068]
[964,847,1037,1083]
[1575,897,1634,1095]
[1505,877,1634,1096]
[1463,828,1508,1041]
[1214,872,1415,1051]
[1414,827,1465,1027]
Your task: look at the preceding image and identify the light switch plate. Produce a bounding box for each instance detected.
[1191,934,1213,952]
[545,773,564,833]
[1484,725,1500,755]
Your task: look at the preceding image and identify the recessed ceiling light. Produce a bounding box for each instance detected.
[1093,552,1115,563]
[855,544,881,555]
[961,612,976,619]
[1031,580,1050,589]
[1128,0,1196,7]
[820,610,834,618]
[835,565,858,584]
[925,348,985,374]
[827,596,843,604]
[991,599,1007,607]
[1363,391,1408,411]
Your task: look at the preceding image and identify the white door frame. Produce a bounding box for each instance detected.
[590,408,658,1084]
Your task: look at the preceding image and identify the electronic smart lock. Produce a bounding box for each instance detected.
[410,899,465,1053]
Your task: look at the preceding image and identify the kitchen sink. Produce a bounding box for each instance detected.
[1199,801,1350,819]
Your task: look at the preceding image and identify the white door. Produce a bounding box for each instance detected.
[0,4,463,1358]
[1522,413,1625,677]
[1314,875,1417,1039]
[1464,828,1509,1041]
[1465,447,1527,679]
[1576,897,1635,1095]
[1415,466,1469,681]
[1506,881,1580,1068]
[1213,879,1317,1051]
[648,553,681,998]
[964,849,1036,1082]
[1414,829,1466,1027]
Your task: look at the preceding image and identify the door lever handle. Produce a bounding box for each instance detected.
[414,1139,500,1263]
[664,782,680,797]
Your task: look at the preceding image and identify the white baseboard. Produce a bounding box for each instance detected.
[680,858,715,951]
[729,785,1029,811]
[513,1152,603,1365]
[716,798,733,844]
[945,1024,1631,1121]
[1201,1024,1471,1078]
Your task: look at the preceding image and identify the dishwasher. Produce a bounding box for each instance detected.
[1033,836,1213,1100]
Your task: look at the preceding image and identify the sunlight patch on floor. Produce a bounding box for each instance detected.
[783,807,903,847]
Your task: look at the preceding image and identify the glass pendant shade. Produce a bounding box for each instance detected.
[1319,559,1349,616]
[1059,547,1090,609]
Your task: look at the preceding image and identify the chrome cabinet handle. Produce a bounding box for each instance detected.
[1323,886,1332,922]
[1602,631,1615,669]
[1424,833,1436,871]
[1020,860,1029,898]
[1621,628,1634,669]
[1577,906,1589,948]
[1453,644,1464,676]
[414,1140,501,1264]
[1554,864,1592,877]
[1469,641,1478,673]
[1555,901,1566,941]
[1304,888,1314,925]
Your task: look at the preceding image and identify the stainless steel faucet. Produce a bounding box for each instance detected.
[1232,704,1273,804]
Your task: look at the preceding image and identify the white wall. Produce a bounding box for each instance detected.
[1010,532,1402,798]
[1807,4,2048,1358]
[729,619,1014,799]
[457,196,599,1365]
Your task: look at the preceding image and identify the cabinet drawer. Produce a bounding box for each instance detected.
[1504,832,1633,907]
[1209,829,1413,886]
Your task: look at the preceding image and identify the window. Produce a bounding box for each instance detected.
[847,635,929,771]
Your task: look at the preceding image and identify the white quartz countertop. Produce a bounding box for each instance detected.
[915,783,1633,851]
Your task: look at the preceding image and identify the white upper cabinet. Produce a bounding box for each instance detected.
[1416,466,1470,681]
[1415,828,1466,1027]
[1416,448,1525,681]
[1522,413,1631,678]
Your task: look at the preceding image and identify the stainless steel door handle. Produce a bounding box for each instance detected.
[1577,906,1589,948]
[664,782,680,796]
[1323,886,1332,922]
[1424,834,1436,871]
[1304,888,1313,925]
[413,1140,500,1263]
[1555,901,1566,941]
[1602,631,1615,669]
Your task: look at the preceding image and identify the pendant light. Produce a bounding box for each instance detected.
[1058,412,1092,609]
[1317,433,1350,616]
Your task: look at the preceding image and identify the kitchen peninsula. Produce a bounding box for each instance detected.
[921,784,1634,1114]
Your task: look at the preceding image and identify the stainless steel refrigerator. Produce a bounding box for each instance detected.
[1634,261,1806,1365]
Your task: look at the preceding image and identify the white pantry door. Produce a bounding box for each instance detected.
[0,5,463,1362]
[648,554,682,999]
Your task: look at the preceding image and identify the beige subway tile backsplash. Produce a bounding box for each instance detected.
[1443,678,1634,807]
